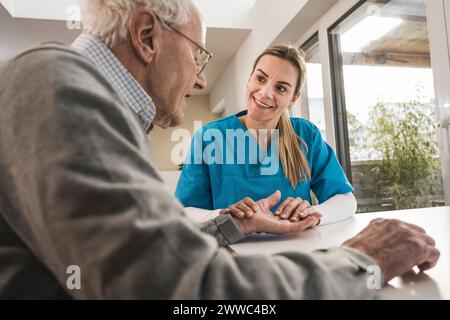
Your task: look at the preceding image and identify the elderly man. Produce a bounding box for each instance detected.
[0,0,439,299]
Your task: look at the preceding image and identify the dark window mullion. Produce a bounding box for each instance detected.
[326,0,368,183]
[328,32,352,182]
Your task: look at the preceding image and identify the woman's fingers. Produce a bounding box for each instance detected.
[279,199,312,220]
[242,197,259,216]
[280,199,302,219]
[310,213,322,226]
[274,197,293,216]
[277,198,301,219]
[290,205,315,222]
[236,201,254,218]
[228,206,246,219]
[290,215,319,232]
[297,200,310,216]
[223,196,317,223]
[221,197,259,219]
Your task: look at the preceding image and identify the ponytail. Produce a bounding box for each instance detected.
[278,110,310,187]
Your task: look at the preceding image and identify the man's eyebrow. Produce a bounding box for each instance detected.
[256,69,293,87]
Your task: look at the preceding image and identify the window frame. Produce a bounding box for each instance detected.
[294,0,450,204]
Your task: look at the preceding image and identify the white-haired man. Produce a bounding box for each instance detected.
[0,0,439,299]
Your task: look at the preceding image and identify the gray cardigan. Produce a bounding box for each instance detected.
[0,43,378,299]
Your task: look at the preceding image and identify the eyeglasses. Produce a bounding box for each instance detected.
[156,15,213,76]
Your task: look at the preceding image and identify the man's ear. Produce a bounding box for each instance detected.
[128,8,160,64]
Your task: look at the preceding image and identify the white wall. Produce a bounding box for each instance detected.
[192,0,254,29]
[148,95,220,171]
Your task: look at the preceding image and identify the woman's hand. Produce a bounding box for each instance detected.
[234,209,322,235]
[220,194,321,227]
[227,191,321,234]
[219,197,260,219]
[274,197,321,225]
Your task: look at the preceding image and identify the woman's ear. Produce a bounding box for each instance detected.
[128,8,159,64]
[289,92,301,106]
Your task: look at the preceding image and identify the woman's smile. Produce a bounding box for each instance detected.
[253,96,275,110]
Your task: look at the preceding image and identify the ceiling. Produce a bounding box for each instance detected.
[0,5,79,61]
[0,4,251,95]
[341,0,431,68]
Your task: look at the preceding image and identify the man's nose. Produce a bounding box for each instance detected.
[194,71,207,90]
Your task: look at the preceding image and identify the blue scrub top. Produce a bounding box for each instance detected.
[175,111,353,210]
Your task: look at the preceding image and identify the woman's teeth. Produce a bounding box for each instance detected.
[254,98,273,109]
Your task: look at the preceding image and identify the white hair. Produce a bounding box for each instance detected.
[80,0,196,48]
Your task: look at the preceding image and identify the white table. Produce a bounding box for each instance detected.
[231,206,450,300]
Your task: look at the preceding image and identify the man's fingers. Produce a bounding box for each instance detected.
[343,219,440,282]
[418,247,440,271]
[400,270,434,285]
[403,222,426,234]
[409,226,436,247]
[421,233,436,247]
[257,191,281,212]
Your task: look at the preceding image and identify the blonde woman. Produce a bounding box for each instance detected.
[176,45,356,226]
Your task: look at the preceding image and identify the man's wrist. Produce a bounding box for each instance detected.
[214,214,245,245]
[341,245,385,283]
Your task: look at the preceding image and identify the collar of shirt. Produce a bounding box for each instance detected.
[71,33,155,134]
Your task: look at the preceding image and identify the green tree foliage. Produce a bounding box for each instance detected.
[367,98,442,209]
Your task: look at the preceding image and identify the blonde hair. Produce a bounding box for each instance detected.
[252,45,309,187]
[80,0,195,48]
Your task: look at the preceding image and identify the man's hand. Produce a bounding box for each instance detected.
[232,190,322,234]
[343,218,440,283]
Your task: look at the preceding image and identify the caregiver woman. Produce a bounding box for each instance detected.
[175,45,356,226]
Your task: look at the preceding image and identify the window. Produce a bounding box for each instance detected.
[300,33,327,140]
[328,0,445,212]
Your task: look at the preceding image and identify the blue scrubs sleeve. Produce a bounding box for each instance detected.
[310,127,354,203]
[175,130,213,209]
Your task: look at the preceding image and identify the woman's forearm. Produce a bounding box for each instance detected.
[313,193,357,225]
[184,207,221,224]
